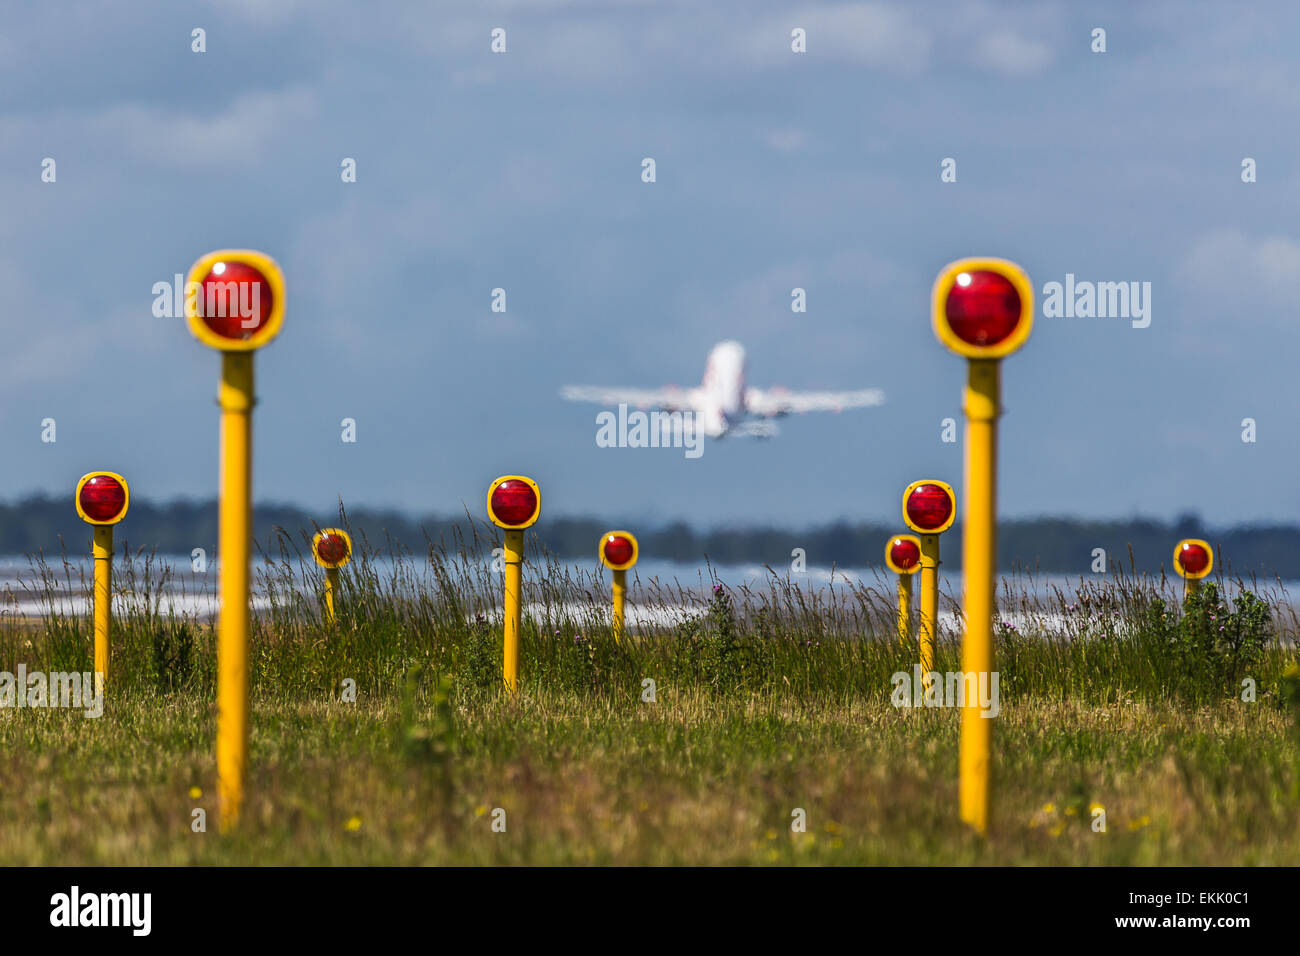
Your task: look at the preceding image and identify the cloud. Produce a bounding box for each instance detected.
[764,128,808,152]
[201,0,312,27]
[971,28,1054,75]
[729,3,932,73]
[88,88,317,169]
[1178,229,1300,306]
[676,247,904,344]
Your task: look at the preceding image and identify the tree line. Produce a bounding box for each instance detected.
[3,495,1295,579]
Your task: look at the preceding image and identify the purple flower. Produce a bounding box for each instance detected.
[712,584,723,595]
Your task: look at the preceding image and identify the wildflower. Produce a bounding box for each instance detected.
[189,786,202,800]
[344,816,362,831]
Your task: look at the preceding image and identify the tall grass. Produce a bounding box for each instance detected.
[2,519,1294,712]
[2,524,1298,865]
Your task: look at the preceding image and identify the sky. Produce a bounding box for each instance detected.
[1,0,1297,530]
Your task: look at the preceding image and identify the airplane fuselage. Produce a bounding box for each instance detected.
[699,340,747,437]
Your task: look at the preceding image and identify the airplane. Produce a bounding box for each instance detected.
[560,340,885,439]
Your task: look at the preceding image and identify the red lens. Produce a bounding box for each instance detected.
[905,484,953,531]
[603,535,634,566]
[79,475,126,522]
[945,270,1021,347]
[490,480,538,525]
[197,261,274,340]
[1178,543,1209,575]
[316,533,349,565]
[889,537,920,570]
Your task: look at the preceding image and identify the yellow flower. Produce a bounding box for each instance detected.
[824,821,841,834]
[344,816,362,831]
[475,805,488,817]
[1042,802,1056,814]
[188,786,202,799]
[765,828,778,840]
[1049,822,1065,837]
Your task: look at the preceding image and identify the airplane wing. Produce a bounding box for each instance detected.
[745,386,886,418]
[560,385,699,412]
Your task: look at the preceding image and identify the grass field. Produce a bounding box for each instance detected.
[2,529,1298,865]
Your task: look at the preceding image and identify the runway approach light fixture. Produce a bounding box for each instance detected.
[932,256,1034,836]
[185,248,286,830]
[902,480,956,678]
[599,531,639,643]
[487,475,541,695]
[885,534,922,646]
[312,529,353,624]
[1173,538,1214,597]
[76,471,130,686]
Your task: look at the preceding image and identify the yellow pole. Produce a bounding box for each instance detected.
[92,525,112,684]
[324,567,338,624]
[1186,577,1200,600]
[918,533,940,676]
[217,351,253,830]
[503,528,523,695]
[896,573,912,645]
[612,568,627,644]
[960,358,999,834]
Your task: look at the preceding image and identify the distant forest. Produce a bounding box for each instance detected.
[3,495,1298,580]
